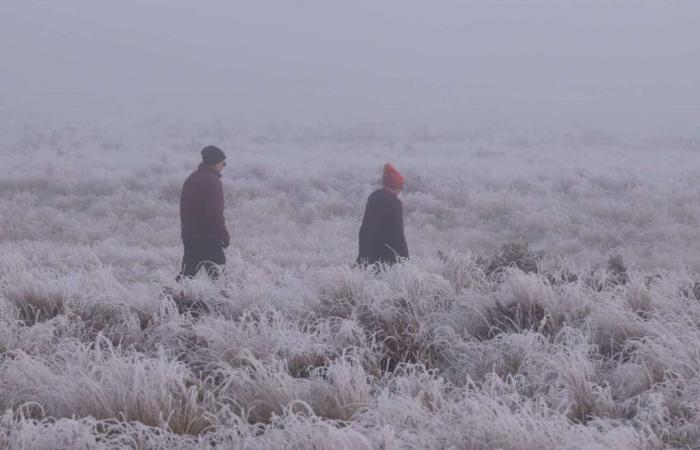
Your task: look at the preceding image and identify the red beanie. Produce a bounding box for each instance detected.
[382,163,405,191]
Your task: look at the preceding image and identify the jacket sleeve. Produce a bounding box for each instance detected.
[388,199,409,259]
[204,178,230,245]
[357,199,371,261]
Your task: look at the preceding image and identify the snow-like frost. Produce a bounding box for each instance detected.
[1,119,699,448]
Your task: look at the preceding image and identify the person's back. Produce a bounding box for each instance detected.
[357,164,409,266]
[177,145,230,280]
[180,167,228,241]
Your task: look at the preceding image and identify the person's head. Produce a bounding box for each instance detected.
[201,145,227,173]
[382,163,405,195]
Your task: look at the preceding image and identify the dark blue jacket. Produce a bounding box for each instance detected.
[357,188,409,265]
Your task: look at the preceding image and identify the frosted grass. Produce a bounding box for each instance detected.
[1,118,699,448]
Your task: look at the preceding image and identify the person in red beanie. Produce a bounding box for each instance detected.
[356,163,409,267]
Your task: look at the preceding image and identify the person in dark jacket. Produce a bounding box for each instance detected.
[357,163,409,267]
[177,145,230,281]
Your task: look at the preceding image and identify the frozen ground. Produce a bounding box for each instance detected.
[1,116,700,449]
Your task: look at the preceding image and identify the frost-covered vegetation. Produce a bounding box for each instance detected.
[1,117,700,449]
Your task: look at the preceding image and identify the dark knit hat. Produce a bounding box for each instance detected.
[201,145,226,165]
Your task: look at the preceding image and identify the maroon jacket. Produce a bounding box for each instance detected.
[180,164,230,245]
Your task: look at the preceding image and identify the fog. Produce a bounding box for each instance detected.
[1,0,699,133]
[4,3,700,448]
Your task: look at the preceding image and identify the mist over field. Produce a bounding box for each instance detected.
[2,0,700,133]
[2,1,700,449]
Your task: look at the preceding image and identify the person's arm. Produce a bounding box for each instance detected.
[396,201,409,258]
[205,178,230,247]
[387,198,409,259]
[358,199,372,262]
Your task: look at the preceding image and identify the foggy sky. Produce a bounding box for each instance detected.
[1,0,698,133]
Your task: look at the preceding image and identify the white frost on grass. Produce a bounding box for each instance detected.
[1,118,699,448]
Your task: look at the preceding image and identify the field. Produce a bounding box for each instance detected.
[1,116,700,449]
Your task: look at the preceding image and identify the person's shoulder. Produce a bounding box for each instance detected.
[183,170,198,185]
[368,188,384,198]
[368,189,401,208]
[367,189,388,203]
[375,188,400,202]
[183,168,216,188]
[195,168,221,184]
